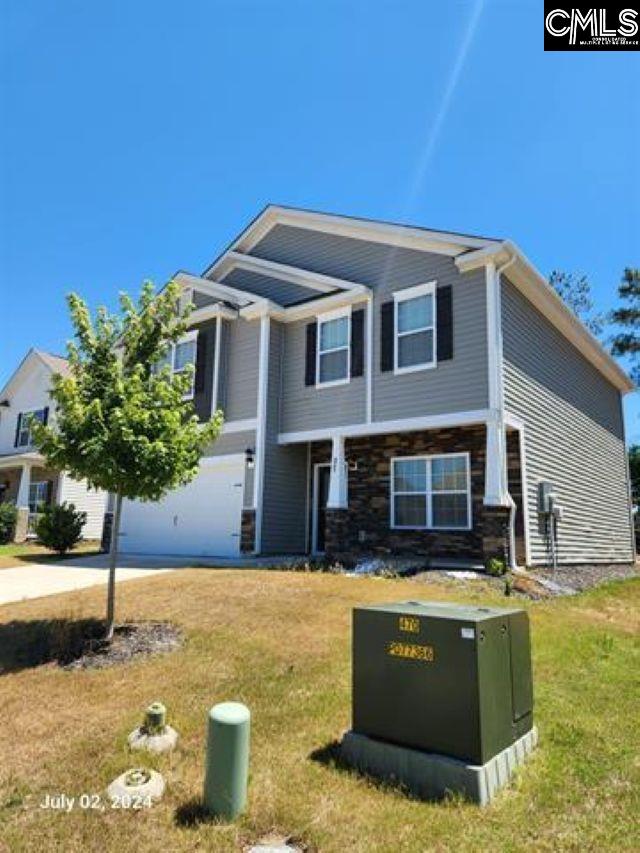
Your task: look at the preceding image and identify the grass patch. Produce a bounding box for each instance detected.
[0,570,638,851]
[0,539,101,569]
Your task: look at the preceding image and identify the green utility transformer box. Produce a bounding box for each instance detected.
[352,601,534,766]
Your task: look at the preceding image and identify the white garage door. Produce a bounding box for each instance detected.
[120,455,245,557]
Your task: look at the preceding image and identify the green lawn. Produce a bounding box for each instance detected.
[0,569,638,852]
[0,539,102,568]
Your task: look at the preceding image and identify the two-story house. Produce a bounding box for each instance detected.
[119,205,636,568]
[0,349,108,541]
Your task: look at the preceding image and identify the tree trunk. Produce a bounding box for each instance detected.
[105,492,123,641]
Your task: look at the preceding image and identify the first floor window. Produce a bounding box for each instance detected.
[153,331,198,398]
[28,481,49,514]
[317,307,350,386]
[391,453,470,530]
[17,409,46,448]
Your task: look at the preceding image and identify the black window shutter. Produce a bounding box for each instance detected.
[194,330,207,394]
[42,406,49,426]
[305,322,317,386]
[351,309,365,377]
[46,480,54,505]
[437,285,453,362]
[380,301,394,372]
[14,413,22,448]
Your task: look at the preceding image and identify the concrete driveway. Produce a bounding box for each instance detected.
[0,553,176,607]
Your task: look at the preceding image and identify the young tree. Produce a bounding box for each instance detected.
[549,270,604,336]
[33,281,222,639]
[610,268,640,383]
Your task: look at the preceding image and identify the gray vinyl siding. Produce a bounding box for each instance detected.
[221,317,259,421]
[261,320,308,553]
[372,265,487,420]
[252,225,488,430]
[280,302,368,433]
[204,429,255,509]
[222,268,323,307]
[501,277,634,565]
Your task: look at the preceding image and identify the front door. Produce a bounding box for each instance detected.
[314,464,331,554]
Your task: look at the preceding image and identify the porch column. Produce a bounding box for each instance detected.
[14,463,32,543]
[16,463,32,509]
[484,415,510,507]
[326,434,348,509]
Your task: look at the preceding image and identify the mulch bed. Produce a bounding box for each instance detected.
[63,622,183,671]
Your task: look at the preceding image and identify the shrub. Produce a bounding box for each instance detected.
[35,502,87,555]
[0,503,18,544]
[485,556,508,577]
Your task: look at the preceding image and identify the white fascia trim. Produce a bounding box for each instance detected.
[175,272,257,309]
[222,418,257,434]
[240,298,286,321]
[0,451,44,469]
[189,303,237,325]
[239,286,370,323]
[232,207,498,259]
[278,409,491,445]
[253,315,270,551]
[221,252,363,294]
[456,242,634,394]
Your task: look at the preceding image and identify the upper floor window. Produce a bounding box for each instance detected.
[16,408,47,448]
[394,281,436,374]
[316,306,351,387]
[391,452,470,530]
[152,331,198,399]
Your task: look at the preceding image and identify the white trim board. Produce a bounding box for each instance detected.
[205,206,498,275]
[456,242,633,394]
[253,315,270,552]
[278,409,491,445]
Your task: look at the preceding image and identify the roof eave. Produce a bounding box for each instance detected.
[456,242,635,395]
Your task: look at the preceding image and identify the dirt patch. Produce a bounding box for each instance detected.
[64,622,183,670]
[0,618,183,674]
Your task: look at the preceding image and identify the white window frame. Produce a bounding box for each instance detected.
[393,280,437,375]
[17,408,46,448]
[28,481,49,514]
[316,305,351,389]
[390,452,471,531]
[155,330,199,400]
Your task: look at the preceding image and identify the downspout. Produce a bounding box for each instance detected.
[495,252,517,569]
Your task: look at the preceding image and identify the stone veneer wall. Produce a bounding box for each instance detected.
[310,426,519,565]
[240,509,256,554]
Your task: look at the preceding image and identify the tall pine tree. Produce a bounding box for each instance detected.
[610,268,640,383]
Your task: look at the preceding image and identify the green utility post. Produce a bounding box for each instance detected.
[204,702,250,820]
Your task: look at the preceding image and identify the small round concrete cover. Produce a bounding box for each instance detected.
[106,768,165,803]
[128,725,179,753]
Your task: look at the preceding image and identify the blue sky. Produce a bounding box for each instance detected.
[1,0,638,440]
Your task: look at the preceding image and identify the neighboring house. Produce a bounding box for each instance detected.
[118,205,635,567]
[0,349,107,541]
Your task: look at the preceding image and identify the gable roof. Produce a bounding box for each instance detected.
[0,348,70,403]
[189,204,632,394]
